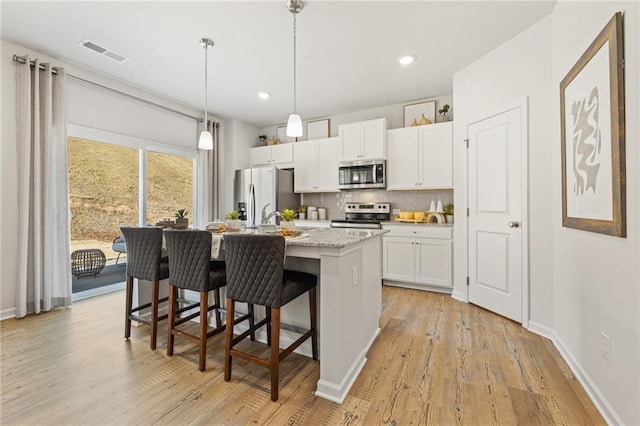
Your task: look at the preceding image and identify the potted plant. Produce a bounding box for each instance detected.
[298,205,307,220]
[259,134,267,143]
[279,208,298,230]
[174,209,189,228]
[444,204,454,223]
[225,210,242,231]
[438,104,450,122]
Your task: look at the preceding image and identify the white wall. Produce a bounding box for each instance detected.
[0,40,205,318]
[452,17,554,328]
[551,2,639,425]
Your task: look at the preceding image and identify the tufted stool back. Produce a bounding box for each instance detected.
[120,226,165,281]
[224,234,286,308]
[164,230,213,293]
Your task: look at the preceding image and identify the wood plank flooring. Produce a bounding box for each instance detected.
[1,286,604,425]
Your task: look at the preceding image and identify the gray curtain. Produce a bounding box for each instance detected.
[15,56,72,317]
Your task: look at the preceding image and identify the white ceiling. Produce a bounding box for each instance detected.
[1,1,556,128]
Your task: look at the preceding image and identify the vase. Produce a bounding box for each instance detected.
[280,221,295,230]
[299,212,306,220]
[446,215,454,224]
[410,118,418,127]
[226,219,242,231]
[175,218,188,228]
[419,113,432,125]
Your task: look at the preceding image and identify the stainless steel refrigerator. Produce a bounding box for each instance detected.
[233,167,300,228]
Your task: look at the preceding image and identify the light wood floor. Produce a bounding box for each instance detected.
[1,286,604,425]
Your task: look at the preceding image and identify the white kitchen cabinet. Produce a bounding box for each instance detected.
[250,144,294,168]
[382,224,453,292]
[387,121,453,190]
[339,118,387,161]
[294,137,340,193]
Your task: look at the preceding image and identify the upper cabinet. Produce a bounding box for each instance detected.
[294,137,340,193]
[339,118,387,161]
[250,144,294,168]
[387,121,453,190]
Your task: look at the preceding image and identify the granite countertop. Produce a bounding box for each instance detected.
[287,227,388,248]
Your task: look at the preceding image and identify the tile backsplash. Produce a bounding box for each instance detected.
[300,189,453,219]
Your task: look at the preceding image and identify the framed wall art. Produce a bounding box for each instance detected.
[403,101,435,127]
[276,126,296,144]
[306,119,330,140]
[560,12,625,237]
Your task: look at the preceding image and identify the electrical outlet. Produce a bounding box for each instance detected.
[601,332,611,361]
[352,266,358,287]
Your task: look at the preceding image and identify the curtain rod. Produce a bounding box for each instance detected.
[12,54,203,122]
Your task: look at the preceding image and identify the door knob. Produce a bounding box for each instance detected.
[508,221,520,228]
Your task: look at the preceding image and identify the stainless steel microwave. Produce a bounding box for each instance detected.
[338,159,386,190]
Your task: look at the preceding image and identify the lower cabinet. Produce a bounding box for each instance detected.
[382,224,453,292]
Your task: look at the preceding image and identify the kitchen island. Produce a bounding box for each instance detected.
[274,227,387,403]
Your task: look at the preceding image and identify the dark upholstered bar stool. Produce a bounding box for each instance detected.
[164,230,228,372]
[120,226,169,350]
[223,233,318,401]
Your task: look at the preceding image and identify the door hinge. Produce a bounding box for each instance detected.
[467,208,470,217]
[464,138,469,148]
[466,276,470,286]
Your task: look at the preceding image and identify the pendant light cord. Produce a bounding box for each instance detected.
[292,12,297,114]
[204,43,209,130]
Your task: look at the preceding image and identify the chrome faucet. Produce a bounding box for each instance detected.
[261,203,280,224]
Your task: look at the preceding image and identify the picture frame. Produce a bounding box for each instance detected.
[560,12,625,237]
[403,101,436,127]
[306,119,330,140]
[276,126,296,144]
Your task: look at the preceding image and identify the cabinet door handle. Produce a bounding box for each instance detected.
[508,221,520,228]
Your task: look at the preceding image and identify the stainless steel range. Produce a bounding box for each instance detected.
[330,202,391,229]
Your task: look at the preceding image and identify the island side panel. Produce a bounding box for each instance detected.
[362,235,383,348]
[315,244,368,403]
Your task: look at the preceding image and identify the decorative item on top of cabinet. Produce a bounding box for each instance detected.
[438,104,451,122]
[259,134,267,143]
[306,119,330,140]
[404,101,436,127]
[276,125,296,143]
[444,204,454,223]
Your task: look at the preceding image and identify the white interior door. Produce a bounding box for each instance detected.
[467,105,525,322]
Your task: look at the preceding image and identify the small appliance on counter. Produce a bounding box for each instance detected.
[330,202,390,229]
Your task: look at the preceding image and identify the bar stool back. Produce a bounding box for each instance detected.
[120,226,169,350]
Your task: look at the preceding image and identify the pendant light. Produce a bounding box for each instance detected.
[286,0,304,138]
[198,38,214,150]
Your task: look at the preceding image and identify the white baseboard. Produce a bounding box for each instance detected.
[550,332,622,425]
[1,307,16,321]
[383,280,452,294]
[526,320,554,340]
[451,289,467,302]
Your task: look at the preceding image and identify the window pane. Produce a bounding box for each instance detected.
[68,137,139,261]
[147,151,193,225]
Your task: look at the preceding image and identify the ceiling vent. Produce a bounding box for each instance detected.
[79,39,129,63]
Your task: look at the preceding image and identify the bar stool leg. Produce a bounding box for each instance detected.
[309,287,318,360]
[248,303,256,341]
[266,306,272,347]
[224,298,235,382]
[124,275,133,339]
[150,279,159,349]
[167,285,177,356]
[270,307,280,401]
[199,292,208,372]
[213,288,222,329]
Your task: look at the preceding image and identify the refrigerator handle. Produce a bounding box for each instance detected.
[249,183,255,227]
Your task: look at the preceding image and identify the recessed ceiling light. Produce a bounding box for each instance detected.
[398,55,416,65]
[257,92,270,99]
